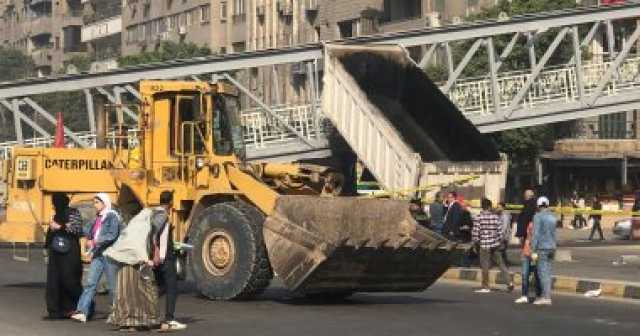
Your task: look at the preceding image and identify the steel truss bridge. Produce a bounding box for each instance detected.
[1,3,640,161]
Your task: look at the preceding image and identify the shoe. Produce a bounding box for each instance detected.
[160,320,187,331]
[70,312,87,323]
[533,298,552,305]
[514,296,529,304]
[474,288,491,293]
[507,282,515,292]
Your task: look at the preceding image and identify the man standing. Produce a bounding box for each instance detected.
[496,202,512,266]
[151,191,187,331]
[589,196,604,241]
[442,192,463,241]
[515,190,536,243]
[472,198,514,293]
[531,196,557,305]
[428,192,445,233]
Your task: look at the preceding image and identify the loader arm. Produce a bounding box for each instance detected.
[225,164,279,216]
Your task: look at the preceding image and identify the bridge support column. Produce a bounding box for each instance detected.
[622,156,628,187]
[11,100,23,144]
[84,89,96,134]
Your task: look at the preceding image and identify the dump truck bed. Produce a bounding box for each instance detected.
[322,44,506,201]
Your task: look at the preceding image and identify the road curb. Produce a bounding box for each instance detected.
[442,267,640,301]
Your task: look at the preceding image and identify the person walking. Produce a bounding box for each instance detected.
[71,193,121,323]
[45,193,84,320]
[472,198,514,293]
[442,192,464,241]
[428,192,445,233]
[530,196,557,305]
[514,217,542,304]
[496,202,512,266]
[571,192,587,229]
[515,190,536,243]
[588,196,604,241]
[152,191,187,332]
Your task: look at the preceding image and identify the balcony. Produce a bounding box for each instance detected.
[32,46,53,68]
[62,9,83,27]
[81,15,122,42]
[28,15,53,37]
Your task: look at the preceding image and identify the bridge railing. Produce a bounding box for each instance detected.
[241,102,323,148]
[450,56,640,117]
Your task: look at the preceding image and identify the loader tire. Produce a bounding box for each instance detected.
[189,202,273,300]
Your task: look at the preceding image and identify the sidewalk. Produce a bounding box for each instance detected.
[444,228,640,300]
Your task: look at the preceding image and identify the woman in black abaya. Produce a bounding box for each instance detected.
[44,193,84,319]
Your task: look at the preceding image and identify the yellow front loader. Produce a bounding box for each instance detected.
[0,80,453,300]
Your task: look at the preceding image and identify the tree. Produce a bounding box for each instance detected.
[0,46,35,82]
[118,41,211,67]
[0,47,35,141]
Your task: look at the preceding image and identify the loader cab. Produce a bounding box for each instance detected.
[169,85,245,161]
[140,80,244,188]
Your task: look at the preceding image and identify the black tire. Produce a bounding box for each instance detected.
[188,201,273,300]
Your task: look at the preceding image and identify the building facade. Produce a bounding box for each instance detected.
[81,0,122,72]
[0,0,85,76]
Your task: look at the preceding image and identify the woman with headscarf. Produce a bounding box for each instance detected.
[44,193,83,319]
[71,193,121,323]
[104,207,161,331]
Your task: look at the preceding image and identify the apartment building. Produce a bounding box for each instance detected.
[81,0,122,72]
[121,0,215,55]
[238,0,501,105]
[0,0,85,76]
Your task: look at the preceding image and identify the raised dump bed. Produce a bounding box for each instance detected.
[322,44,506,201]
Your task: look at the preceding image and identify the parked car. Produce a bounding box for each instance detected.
[612,218,632,239]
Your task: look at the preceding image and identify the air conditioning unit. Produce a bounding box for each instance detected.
[178,26,187,35]
[426,12,440,28]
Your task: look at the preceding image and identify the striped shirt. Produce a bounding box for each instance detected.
[472,210,503,249]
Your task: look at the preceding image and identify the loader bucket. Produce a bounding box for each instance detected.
[262,195,456,294]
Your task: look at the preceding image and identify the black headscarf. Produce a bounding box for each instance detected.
[52,193,71,224]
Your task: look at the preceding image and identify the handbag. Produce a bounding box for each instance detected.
[50,234,72,254]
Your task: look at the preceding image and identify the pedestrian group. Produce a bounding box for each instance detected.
[424,189,558,305]
[45,191,187,332]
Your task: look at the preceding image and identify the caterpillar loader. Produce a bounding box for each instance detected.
[0,78,455,300]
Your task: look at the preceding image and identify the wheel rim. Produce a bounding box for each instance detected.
[202,230,236,276]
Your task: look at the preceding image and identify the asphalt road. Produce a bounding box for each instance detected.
[0,248,638,336]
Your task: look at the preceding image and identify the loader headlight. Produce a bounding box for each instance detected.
[196,158,206,169]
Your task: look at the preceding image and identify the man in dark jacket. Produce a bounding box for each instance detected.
[516,189,536,242]
[442,192,464,241]
[151,191,187,332]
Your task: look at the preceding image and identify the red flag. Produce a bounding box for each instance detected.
[53,112,65,148]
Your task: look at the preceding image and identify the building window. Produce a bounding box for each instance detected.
[382,0,422,22]
[221,2,228,21]
[233,0,245,16]
[338,20,355,38]
[166,0,173,10]
[143,3,151,18]
[201,5,211,23]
